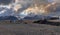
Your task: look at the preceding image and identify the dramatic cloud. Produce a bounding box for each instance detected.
[0,0,60,19]
[0,0,13,5]
[53,0,60,3]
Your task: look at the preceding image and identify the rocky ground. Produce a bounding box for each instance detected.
[0,23,59,35]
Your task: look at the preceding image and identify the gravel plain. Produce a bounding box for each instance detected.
[0,23,59,35]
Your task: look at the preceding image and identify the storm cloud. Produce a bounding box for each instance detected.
[0,0,13,5]
[0,0,60,19]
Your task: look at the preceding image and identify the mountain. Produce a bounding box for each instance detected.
[0,16,18,20]
[23,15,45,20]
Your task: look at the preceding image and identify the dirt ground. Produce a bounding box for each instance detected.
[0,23,60,35]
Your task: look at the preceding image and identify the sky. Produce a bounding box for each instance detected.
[0,0,12,5]
[0,0,60,19]
[0,0,60,5]
[0,0,53,5]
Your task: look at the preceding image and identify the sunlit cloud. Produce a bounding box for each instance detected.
[0,0,59,19]
[0,10,6,14]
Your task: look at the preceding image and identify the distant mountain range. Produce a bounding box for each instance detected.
[0,15,45,20]
[23,15,46,20]
[0,14,59,20]
[0,16,18,20]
